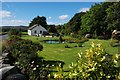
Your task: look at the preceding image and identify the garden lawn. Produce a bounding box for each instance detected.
[22,34,118,70]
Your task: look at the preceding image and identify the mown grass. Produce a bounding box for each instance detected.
[22,34,118,70]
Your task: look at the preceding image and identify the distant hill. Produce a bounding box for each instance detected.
[1,26,28,32]
[1,26,28,29]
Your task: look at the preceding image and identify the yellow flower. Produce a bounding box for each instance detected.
[91,42,95,47]
[101,56,105,61]
[114,60,117,64]
[115,54,119,59]
[33,67,36,71]
[78,53,81,58]
[97,43,102,48]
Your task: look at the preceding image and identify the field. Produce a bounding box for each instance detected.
[22,34,118,70]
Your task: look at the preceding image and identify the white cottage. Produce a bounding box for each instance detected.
[28,24,48,37]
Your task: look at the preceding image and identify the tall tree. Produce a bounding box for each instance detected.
[47,25,57,33]
[29,16,47,29]
[81,2,113,38]
[106,2,120,32]
[81,3,101,35]
[64,12,85,35]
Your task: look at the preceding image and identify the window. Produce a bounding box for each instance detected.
[40,30,42,34]
[34,30,37,34]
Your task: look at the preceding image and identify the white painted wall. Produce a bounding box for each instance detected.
[28,30,32,36]
[28,25,47,36]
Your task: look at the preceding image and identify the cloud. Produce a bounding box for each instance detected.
[47,21,55,25]
[47,22,63,25]
[48,16,52,19]
[0,10,12,18]
[59,15,69,20]
[1,20,30,26]
[79,8,90,12]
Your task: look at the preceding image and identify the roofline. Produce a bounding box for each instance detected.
[28,24,39,30]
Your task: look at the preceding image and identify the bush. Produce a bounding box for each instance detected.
[65,44,70,48]
[110,40,119,47]
[97,36,105,39]
[64,37,89,43]
[59,35,63,43]
[9,35,21,40]
[3,35,21,49]
[4,39,44,80]
[66,42,120,79]
[74,45,77,47]
[79,37,89,43]
[8,28,22,37]
[71,33,80,38]
[78,42,83,47]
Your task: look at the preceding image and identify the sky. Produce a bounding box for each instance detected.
[1,2,99,26]
[1,0,105,2]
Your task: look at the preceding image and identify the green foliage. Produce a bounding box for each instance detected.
[8,28,22,37]
[64,37,89,43]
[29,16,47,29]
[47,25,57,33]
[1,27,11,32]
[3,29,22,51]
[64,12,85,35]
[64,44,70,48]
[79,38,89,43]
[110,39,119,47]
[4,39,44,79]
[78,43,83,47]
[0,32,7,36]
[59,35,63,43]
[81,3,114,38]
[55,25,64,34]
[70,33,81,38]
[66,42,120,79]
[105,2,120,31]
[22,35,118,69]
[97,36,105,40]
[62,2,120,39]
[53,63,64,79]
[80,2,120,39]
[4,35,21,49]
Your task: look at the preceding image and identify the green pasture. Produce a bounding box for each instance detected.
[21,34,118,69]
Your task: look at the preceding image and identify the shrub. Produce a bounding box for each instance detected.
[74,45,77,47]
[79,37,89,43]
[71,33,80,38]
[53,63,64,79]
[59,35,63,43]
[97,36,105,39]
[0,32,7,35]
[8,28,22,37]
[78,42,83,47]
[66,42,120,79]
[9,35,21,40]
[64,38,75,43]
[64,37,89,43]
[4,39,44,80]
[3,35,21,49]
[65,44,70,48]
[110,40,119,47]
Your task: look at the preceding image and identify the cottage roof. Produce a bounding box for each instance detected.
[28,24,39,30]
